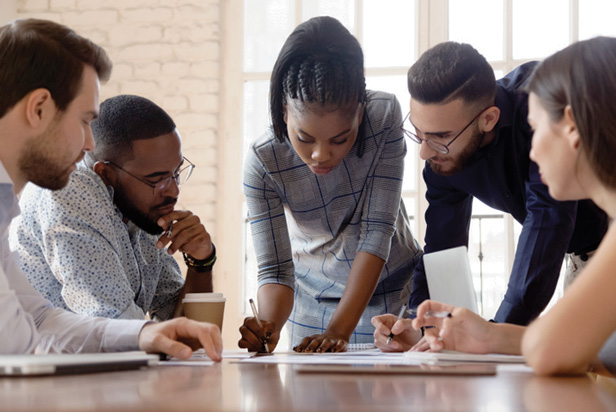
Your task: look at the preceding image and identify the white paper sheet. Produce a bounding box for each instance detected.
[239,351,423,366]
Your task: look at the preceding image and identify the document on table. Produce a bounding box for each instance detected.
[239,350,422,366]
[403,350,525,364]
[238,350,497,375]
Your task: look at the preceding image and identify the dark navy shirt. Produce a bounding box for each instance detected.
[409,62,608,325]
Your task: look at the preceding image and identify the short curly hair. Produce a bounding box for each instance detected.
[88,94,176,164]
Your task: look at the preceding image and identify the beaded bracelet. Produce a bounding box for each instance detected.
[183,244,216,273]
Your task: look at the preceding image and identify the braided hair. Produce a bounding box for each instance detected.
[270,16,367,156]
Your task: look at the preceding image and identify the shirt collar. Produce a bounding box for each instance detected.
[0,159,12,185]
[0,160,19,231]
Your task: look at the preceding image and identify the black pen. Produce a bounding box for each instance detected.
[406,308,452,319]
[386,303,407,345]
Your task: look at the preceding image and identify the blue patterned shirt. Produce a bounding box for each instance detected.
[9,165,183,321]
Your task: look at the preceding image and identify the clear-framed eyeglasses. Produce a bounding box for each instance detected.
[104,157,195,196]
[402,106,494,154]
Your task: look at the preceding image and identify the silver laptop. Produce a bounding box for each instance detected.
[423,246,479,313]
[0,351,159,376]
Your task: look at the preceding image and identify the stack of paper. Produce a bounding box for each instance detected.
[403,350,525,364]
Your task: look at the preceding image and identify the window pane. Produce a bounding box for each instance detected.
[449,0,504,61]
[468,215,507,319]
[579,0,616,39]
[470,199,506,318]
[472,197,503,216]
[243,80,271,159]
[512,0,569,60]
[402,142,418,193]
[302,0,354,31]
[244,0,295,72]
[366,75,409,115]
[366,75,416,192]
[402,196,418,240]
[363,0,416,67]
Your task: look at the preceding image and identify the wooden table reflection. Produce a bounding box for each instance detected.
[0,360,615,411]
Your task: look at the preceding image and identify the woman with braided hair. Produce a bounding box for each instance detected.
[238,16,422,352]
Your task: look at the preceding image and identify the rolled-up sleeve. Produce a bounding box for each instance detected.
[357,105,406,262]
[244,146,295,291]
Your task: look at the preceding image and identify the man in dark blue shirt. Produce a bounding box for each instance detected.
[405,42,608,325]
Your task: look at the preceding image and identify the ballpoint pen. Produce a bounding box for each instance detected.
[406,308,452,318]
[386,303,407,345]
[249,298,270,353]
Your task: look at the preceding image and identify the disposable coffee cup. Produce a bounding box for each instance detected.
[182,292,226,331]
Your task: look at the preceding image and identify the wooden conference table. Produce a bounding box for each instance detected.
[1,358,616,411]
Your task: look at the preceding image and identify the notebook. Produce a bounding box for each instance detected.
[403,350,525,365]
[423,246,479,313]
[0,351,159,376]
[347,343,376,352]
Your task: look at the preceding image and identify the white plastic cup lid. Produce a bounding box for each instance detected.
[183,292,226,303]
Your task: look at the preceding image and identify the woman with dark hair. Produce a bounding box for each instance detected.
[378,36,616,376]
[238,16,421,352]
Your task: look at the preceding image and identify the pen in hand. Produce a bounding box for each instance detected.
[164,224,173,239]
[386,303,407,346]
[406,308,452,319]
[249,298,270,353]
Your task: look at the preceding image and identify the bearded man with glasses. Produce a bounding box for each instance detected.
[10,94,216,321]
[372,42,608,350]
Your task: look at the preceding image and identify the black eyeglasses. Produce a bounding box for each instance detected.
[402,106,494,154]
[104,157,195,196]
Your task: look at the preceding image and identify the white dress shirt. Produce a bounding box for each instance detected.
[0,161,146,354]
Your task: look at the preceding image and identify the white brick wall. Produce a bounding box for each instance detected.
[16,0,221,240]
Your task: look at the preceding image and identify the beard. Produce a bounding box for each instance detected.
[18,123,83,191]
[427,129,485,177]
[113,181,177,235]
